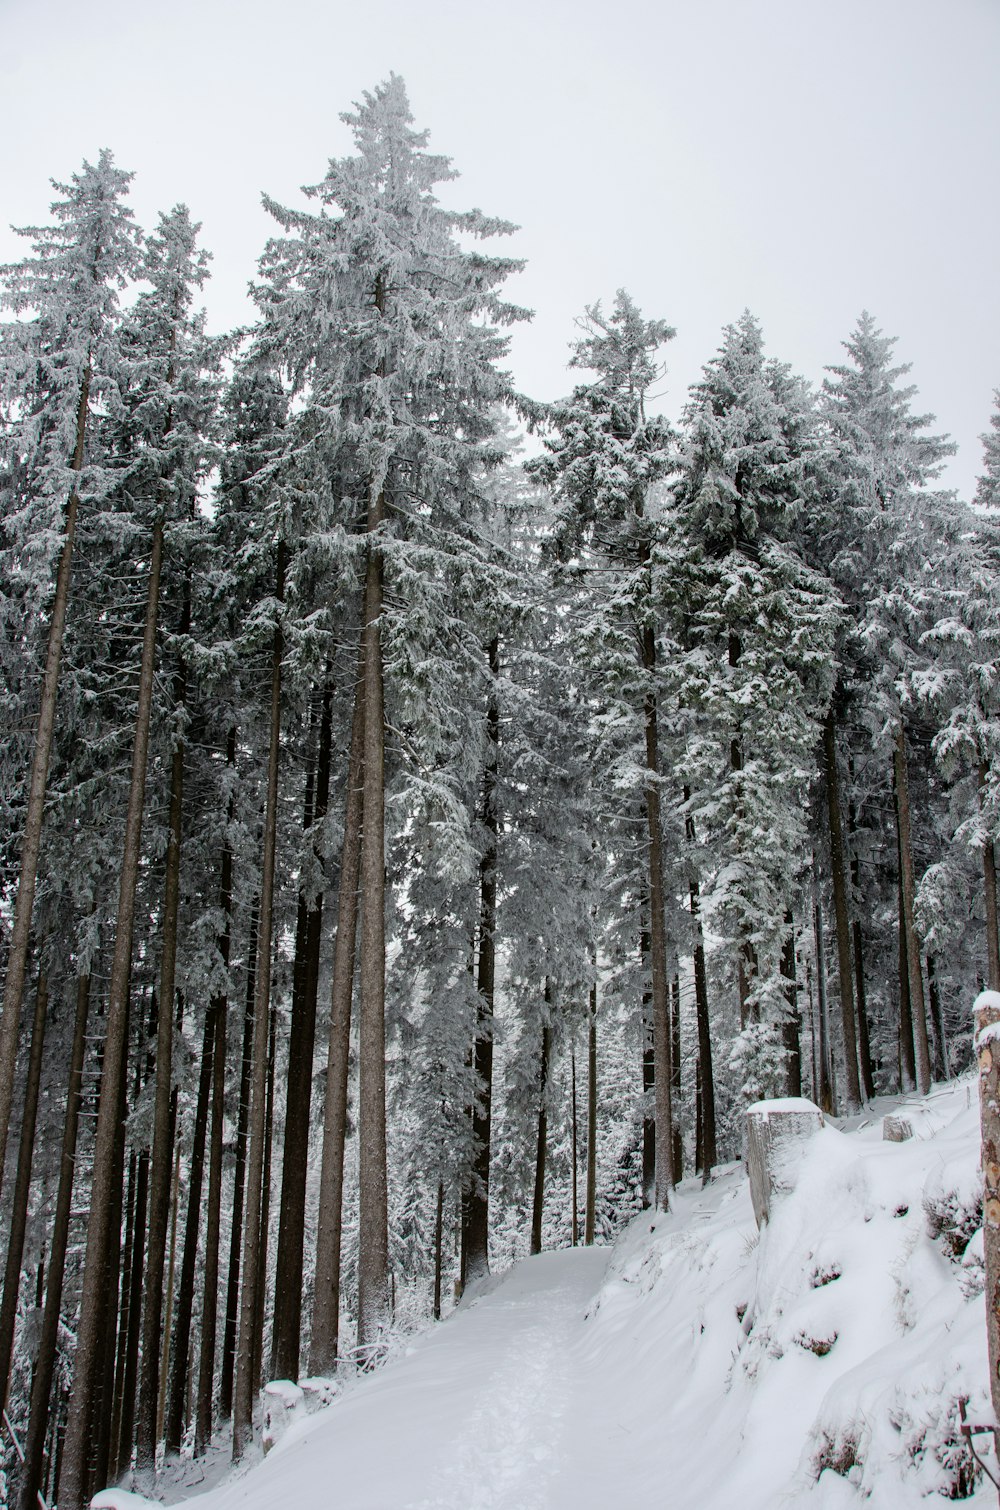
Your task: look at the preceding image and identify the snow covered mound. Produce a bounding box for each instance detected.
[97,1076,996,1510]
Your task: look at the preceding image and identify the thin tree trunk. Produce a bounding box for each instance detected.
[220,899,258,1421]
[780,921,802,1098]
[980,763,1000,991]
[641,611,673,1212]
[19,987,89,1510]
[463,636,499,1282]
[927,953,949,1080]
[136,621,188,1476]
[846,784,877,1100]
[233,545,285,1460]
[253,1002,277,1394]
[156,1142,182,1449]
[195,733,235,1453]
[310,647,365,1376]
[58,515,164,1510]
[108,1142,137,1481]
[898,865,915,1091]
[670,976,682,1184]
[0,371,90,1202]
[585,982,597,1245]
[165,998,216,1452]
[0,967,48,1409]
[689,870,716,1180]
[639,913,654,1209]
[894,723,931,1094]
[530,1004,552,1257]
[432,1183,444,1322]
[272,681,333,1383]
[357,485,389,1358]
[814,896,834,1114]
[824,710,862,1109]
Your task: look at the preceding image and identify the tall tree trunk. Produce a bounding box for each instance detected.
[253,1001,277,1394]
[824,710,862,1109]
[156,1142,182,1449]
[688,870,716,1181]
[58,515,164,1510]
[233,546,285,1460]
[136,616,188,1476]
[926,953,949,1080]
[0,371,90,1202]
[585,982,597,1243]
[463,636,500,1282]
[19,973,89,1510]
[432,1183,444,1322]
[272,681,333,1383]
[570,1042,579,1246]
[894,725,931,1094]
[780,920,802,1098]
[670,976,682,1183]
[0,967,48,1409]
[980,762,1000,991]
[727,630,757,1024]
[357,488,389,1358]
[846,785,877,1100]
[814,896,834,1114]
[220,900,258,1421]
[195,735,235,1454]
[310,649,365,1376]
[165,998,216,1452]
[897,866,915,1091]
[530,1004,552,1257]
[639,914,654,1209]
[641,612,673,1212]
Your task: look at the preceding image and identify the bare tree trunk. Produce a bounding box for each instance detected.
[19,973,89,1510]
[0,371,90,1201]
[136,605,189,1476]
[570,1042,578,1246]
[641,613,673,1212]
[824,710,861,1109]
[432,1183,444,1321]
[357,488,390,1358]
[780,922,802,1098]
[846,785,877,1100]
[165,997,216,1452]
[981,763,1000,991]
[156,1142,182,1449]
[233,546,285,1460]
[689,865,716,1181]
[530,1004,553,1257]
[58,515,164,1510]
[926,953,949,1081]
[670,976,682,1183]
[463,636,499,1282]
[814,896,834,1114]
[893,723,931,1094]
[310,649,365,1376]
[195,737,235,1453]
[253,1002,277,1394]
[0,967,48,1408]
[220,899,258,1421]
[639,914,654,1209]
[585,982,597,1243]
[898,863,916,1091]
[113,992,156,1480]
[272,681,333,1383]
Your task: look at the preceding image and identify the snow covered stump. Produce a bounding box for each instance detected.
[974,988,1000,1474]
[746,1097,824,1229]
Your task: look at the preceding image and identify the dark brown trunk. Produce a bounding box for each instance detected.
[824,710,861,1108]
[980,763,1000,991]
[165,995,216,1452]
[195,732,235,1453]
[432,1183,444,1321]
[0,371,90,1202]
[780,921,802,1098]
[272,682,333,1383]
[58,515,164,1510]
[18,974,88,1510]
[155,1141,181,1450]
[846,785,877,1100]
[641,610,672,1211]
[585,982,597,1244]
[640,913,654,1209]
[893,724,931,1094]
[927,953,949,1080]
[570,1042,579,1245]
[728,631,756,1024]
[253,1001,277,1394]
[233,544,285,1460]
[814,897,834,1114]
[219,899,258,1421]
[670,976,682,1184]
[463,637,499,1282]
[898,865,915,1091]
[530,1004,552,1257]
[687,843,716,1180]
[0,967,48,1409]
[357,485,389,1357]
[310,646,365,1376]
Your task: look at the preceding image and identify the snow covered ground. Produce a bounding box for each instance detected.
[97,1075,998,1509]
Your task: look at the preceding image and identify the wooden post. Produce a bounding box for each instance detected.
[974,989,1000,1474]
[746,1098,824,1229]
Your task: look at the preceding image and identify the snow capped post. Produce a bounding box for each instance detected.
[745,1097,823,1229]
[973,988,1000,1467]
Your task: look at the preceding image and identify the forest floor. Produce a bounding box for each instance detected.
[97,1075,998,1509]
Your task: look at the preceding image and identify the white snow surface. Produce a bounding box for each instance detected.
[97,1077,998,1509]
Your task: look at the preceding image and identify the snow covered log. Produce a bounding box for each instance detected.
[746,1097,824,1229]
[882,1114,914,1142]
[974,988,1000,1457]
[262,1379,305,1454]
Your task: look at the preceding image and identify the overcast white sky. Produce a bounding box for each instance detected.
[2,0,997,499]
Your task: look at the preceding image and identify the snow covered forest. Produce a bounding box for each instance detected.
[1,72,999,1508]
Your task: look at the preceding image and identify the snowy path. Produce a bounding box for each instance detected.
[202,1248,614,1510]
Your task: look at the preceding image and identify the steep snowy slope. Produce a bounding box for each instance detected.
[97,1076,996,1509]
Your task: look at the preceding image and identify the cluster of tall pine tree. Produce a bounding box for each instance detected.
[0,73,998,1509]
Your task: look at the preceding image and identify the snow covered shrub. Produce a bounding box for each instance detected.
[923,1186,982,1261]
